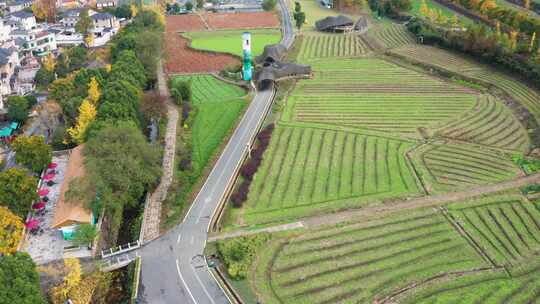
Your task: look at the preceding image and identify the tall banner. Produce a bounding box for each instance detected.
[242,32,252,81]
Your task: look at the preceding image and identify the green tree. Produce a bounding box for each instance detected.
[0,253,46,304]
[35,67,55,88]
[197,0,204,8]
[75,9,94,38]
[49,76,76,104]
[97,80,142,124]
[0,168,38,219]
[71,224,97,246]
[294,11,306,30]
[185,2,193,10]
[262,0,277,10]
[12,135,52,173]
[6,96,29,122]
[108,50,146,88]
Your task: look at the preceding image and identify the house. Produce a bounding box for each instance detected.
[91,12,118,29]
[6,0,32,13]
[7,10,37,31]
[60,8,96,27]
[52,28,83,46]
[0,47,19,96]
[51,145,96,240]
[96,0,116,9]
[90,26,114,47]
[0,20,12,43]
[12,29,57,56]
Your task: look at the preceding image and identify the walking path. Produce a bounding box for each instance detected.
[140,60,179,243]
[208,172,540,241]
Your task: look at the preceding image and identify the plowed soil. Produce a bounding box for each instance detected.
[164,12,280,74]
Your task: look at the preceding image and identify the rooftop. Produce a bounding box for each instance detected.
[51,145,92,229]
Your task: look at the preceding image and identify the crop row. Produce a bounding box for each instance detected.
[297,33,370,62]
[438,95,529,152]
[391,45,483,74]
[449,199,540,266]
[265,210,484,303]
[245,126,418,212]
[403,256,540,303]
[370,24,416,49]
[414,143,519,192]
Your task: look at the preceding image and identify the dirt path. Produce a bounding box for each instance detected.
[209,173,540,240]
[140,60,179,243]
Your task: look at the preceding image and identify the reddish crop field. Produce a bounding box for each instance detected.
[164,12,280,74]
[204,12,280,29]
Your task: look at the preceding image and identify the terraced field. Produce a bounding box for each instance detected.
[390,45,540,119]
[283,58,477,136]
[436,94,529,152]
[296,33,371,62]
[368,23,416,49]
[243,126,419,224]
[253,209,486,303]
[412,142,521,193]
[171,75,247,172]
[401,260,540,304]
[448,197,540,266]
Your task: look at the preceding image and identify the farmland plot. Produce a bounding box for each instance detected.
[401,260,540,304]
[243,126,419,224]
[367,23,416,49]
[447,196,540,266]
[296,33,371,62]
[282,58,477,137]
[411,142,521,193]
[390,45,540,120]
[253,209,486,304]
[436,94,529,152]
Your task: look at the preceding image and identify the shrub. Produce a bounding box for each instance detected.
[182,102,191,124]
[217,233,271,280]
[179,157,192,171]
[262,0,277,10]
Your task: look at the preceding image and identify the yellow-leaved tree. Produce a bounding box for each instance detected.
[43,53,56,72]
[50,258,82,303]
[87,77,100,105]
[130,4,139,17]
[67,99,97,144]
[0,206,24,255]
[510,30,519,51]
[479,0,497,14]
[31,0,48,21]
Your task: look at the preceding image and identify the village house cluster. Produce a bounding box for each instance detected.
[0,0,122,113]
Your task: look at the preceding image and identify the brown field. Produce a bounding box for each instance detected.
[164,12,280,74]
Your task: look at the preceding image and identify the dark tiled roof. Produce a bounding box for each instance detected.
[0,48,16,65]
[9,10,34,18]
[91,12,113,20]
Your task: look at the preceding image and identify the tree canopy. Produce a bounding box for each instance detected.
[0,206,24,255]
[0,168,39,217]
[0,253,46,304]
[7,96,29,122]
[12,135,52,173]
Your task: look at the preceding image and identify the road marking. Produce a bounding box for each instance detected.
[191,265,217,304]
[176,259,198,304]
[190,236,194,245]
[177,234,181,244]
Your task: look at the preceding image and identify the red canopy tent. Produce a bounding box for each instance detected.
[37,188,49,196]
[32,202,45,209]
[25,219,39,229]
[47,163,58,169]
[43,173,55,181]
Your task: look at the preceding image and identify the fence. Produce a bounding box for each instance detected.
[101,240,141,259]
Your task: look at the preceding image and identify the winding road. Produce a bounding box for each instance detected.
[137,1,294,303]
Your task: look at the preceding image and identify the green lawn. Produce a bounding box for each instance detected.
[170,75,247,172]
[183,29,282,58]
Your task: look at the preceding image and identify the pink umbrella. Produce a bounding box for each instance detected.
[43,173,55,181]
[25,219,39,229]
[32,202,45,209]
[37,188,49,196]
[47,163,57,169]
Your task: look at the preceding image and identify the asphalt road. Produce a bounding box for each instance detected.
[138,1,294,303]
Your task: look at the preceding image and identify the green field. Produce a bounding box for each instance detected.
[183,29,282,58]
[252,209,486,303]
[288,0,344,31]
[366,23,417,49]
[170,75,247,171]
[283,58,477,136]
